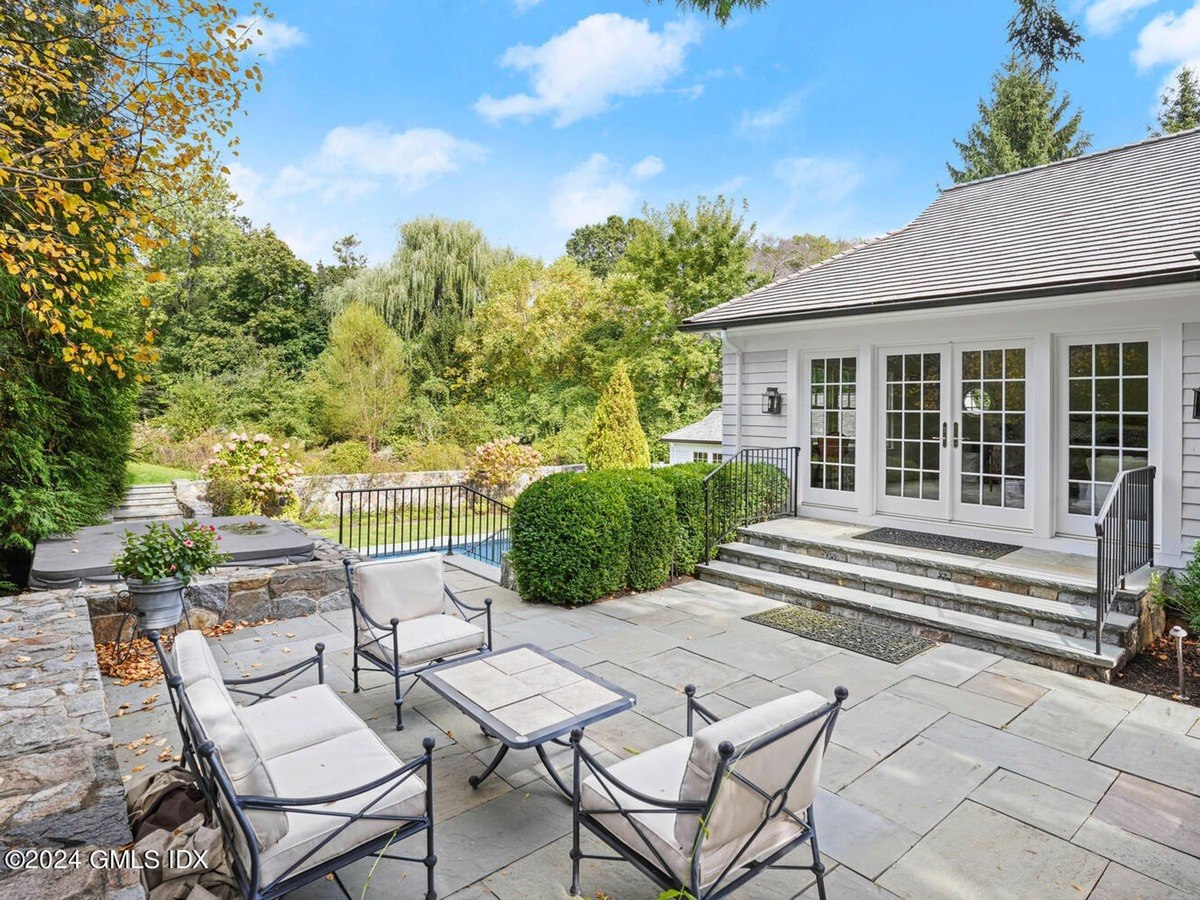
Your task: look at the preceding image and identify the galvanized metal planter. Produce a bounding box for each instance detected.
[125,575,186,630]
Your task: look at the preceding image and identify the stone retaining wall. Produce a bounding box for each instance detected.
[175,464,586,518]
[0,590,142,897]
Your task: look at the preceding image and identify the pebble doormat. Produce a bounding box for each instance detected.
[745,604,936,663]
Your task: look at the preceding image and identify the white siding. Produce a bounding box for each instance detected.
[723,347,789,451]
[1183,322,1200,557]
[666,442,721,464]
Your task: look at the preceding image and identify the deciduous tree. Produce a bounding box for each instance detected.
[565,215,644,278]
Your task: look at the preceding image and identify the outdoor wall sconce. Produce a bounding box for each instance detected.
[762,387,783,415]
[1193,387,1200,419]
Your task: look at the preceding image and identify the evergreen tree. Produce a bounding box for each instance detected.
[947,56,1090,184]
[585,362,650,470]
[1155,67,1200,135]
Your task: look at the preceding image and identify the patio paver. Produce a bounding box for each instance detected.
[98,562,1200,899]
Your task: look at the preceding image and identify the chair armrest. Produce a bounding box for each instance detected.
[569,730,705,814]
[224,643,326,705]
[684,684,721,737]
[446,586,493,647]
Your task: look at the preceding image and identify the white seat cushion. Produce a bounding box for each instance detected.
[238,685,370,761]
[257,729,427,886]
[352,553,446,625]
[174,629,235,705]
[363,613,485,668]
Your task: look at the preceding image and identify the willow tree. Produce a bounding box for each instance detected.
[324,216,508,392]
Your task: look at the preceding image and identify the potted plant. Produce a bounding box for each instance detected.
[111,521,228,629]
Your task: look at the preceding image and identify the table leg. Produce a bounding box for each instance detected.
[468,744,509,789]
[535,743,574,798]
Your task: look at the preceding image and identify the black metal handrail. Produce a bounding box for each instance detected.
[1094,465,1155,655]
[703,447,802,561]
[337,483,511,567]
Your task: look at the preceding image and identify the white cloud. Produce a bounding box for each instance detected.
[1134,2,1200,68]
[774,157,864,204]
[236,17,307,61]
[710,174,750,196]
[476,14,701,127]
[272,124,486,199]
[549,153,664,230]
[1086,0,1157,36]
[631,155,665,180]
[738,94,803,137]
[513,0,543,12]
[676,83,706,100]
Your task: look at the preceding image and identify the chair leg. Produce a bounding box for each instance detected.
[394,670,405,730]
[425,822,437,900]
[352,657,360,693]
[807,804,827,900]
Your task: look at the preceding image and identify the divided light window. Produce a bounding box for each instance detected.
[810,356,856,491]
[1067,341,1149,515]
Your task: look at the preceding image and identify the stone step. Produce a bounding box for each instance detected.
[695,559,1128,679]
[736,524,1143,613]
[717,542,1137,647]
[112,505,181,520]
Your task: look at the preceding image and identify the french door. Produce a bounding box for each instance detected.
[876,342,1032,528]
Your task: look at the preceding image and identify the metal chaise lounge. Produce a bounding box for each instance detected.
[344,552,493,729]
[152,630,438,900]
[569,684,848,900]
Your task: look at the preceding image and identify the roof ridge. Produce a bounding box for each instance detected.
[942,124,1200,193]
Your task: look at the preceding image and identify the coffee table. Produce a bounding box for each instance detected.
[422,643,636,797]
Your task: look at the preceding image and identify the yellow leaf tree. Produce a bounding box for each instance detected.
[0,0,267,375]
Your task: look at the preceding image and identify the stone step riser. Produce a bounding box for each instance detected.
[696,566,1123,681]
[736,528,1139,614]
[716,547,1135,647]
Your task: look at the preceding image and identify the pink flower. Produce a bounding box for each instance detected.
[183,539,194,548]
[169,563,178,573]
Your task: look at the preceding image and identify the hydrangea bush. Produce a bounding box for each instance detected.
[111,521,227,584]
[201,432,302,514]
[465,436,541,497]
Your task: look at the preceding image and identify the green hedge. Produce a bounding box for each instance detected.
[509,471,630,606]
[603,470,677,590]
[706,460,790,546]
[652,461,717,575]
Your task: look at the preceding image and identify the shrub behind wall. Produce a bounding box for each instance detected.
[509,472,630,606]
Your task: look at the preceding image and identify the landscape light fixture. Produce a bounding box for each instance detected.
[1170,625,1189,700]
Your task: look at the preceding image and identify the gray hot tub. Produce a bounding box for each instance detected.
[28,516,317,590]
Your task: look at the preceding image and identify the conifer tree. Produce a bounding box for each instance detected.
[947,56,1090,184]
[585,362,651,470]
[1154,67,1200,136]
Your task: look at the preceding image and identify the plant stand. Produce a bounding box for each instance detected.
[112,589,193,663]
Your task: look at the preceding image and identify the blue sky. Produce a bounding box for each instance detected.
[226,0,1200,265]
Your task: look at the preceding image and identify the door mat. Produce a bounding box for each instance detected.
[854,527,1020,560]
[745,605,935,664]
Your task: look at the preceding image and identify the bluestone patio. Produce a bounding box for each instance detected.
[106,563,1200,899]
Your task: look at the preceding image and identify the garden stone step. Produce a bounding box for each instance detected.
[736,524,1143,614]
[716,542,1137,647]
[695,560,1128,680]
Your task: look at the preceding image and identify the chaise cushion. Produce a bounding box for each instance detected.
[238,685,369,761]
[174,629,234,704]
[362,613,485,668]
[256,728,427,886]
[352,554,446,627]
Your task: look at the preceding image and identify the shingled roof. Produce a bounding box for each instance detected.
[683,127,1200,331]
[660,409,722,444]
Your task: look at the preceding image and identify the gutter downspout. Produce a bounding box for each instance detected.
[721,328,743,454]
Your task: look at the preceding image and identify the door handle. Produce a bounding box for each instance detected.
[942,422,947,448]
[953,422,960,448]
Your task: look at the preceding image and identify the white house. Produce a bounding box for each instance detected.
[661,409,724,464]
[683,128,1200,568]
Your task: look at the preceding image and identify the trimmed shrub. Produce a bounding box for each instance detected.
[509,472,630,606]
[653,461,718,574]
[707,460,791,545]
[602,470,677,590]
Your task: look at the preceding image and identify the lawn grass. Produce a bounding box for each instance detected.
[125,461,198,485]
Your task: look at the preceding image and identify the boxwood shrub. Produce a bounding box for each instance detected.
[601,470,678,590]
[509,471,630,606]
[652,462,717,575]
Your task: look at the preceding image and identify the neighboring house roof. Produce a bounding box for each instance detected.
[661,409,723,444]
[683,127,1200,331]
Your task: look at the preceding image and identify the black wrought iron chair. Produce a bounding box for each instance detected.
[344,553,493,729]
[151,629,438,900]
[569,684,847,900]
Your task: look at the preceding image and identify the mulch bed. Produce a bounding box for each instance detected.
[1114,618,1200,707]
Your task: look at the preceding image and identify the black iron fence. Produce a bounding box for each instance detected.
[1094,465,1155,654]
[703,447,802,560]
[336,484,511,567]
